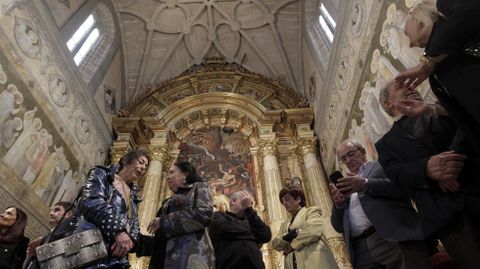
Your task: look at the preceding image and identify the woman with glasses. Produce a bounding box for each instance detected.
[272,186,338,269]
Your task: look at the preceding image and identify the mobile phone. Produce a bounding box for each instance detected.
[329,171,343,185]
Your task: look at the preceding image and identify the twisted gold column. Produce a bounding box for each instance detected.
[297,138,352,269]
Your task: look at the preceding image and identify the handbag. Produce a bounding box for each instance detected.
[35,228,107,269]
[35,168,114,269]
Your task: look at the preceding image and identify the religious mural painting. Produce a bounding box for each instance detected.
[45,0,88,27]
[177,127,256,203]
[0,47,80,208]
[344,0,433,162]
[279,156,304,189]
[104,85,116,114]
[14,16,42,60]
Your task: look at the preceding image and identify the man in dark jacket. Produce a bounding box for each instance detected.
[376,79,480,268]
[24,201,74,269]
[330,140,430,269]
[209,190,271,269]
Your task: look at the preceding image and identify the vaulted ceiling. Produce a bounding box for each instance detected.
[113,0,303,99]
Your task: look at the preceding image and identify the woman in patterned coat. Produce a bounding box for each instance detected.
[141,161,215,269]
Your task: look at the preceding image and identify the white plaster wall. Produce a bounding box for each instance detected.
[95,49,122,125]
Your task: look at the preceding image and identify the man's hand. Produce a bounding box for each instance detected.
[240,191,254,210]
[147,217,160,234]
[27,237,43,256]
[394,99,429,117]
[427,151,466,181]
[111,232,133,257]
[438,179,460,192]
[283,244,295,256]
[336,173,367,195]
[329,183,345,208]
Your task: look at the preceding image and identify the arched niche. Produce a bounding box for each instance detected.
[110,61,349,269]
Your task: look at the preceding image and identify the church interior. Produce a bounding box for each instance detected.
[0,0,472,269]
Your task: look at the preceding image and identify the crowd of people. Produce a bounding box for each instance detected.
[329,0,480,268]
[1,0,478,268]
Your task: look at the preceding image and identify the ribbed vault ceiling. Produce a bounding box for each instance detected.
[113,0,302,99]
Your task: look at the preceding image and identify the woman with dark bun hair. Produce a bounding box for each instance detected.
[138,161,215,269]
[0,206,29,269]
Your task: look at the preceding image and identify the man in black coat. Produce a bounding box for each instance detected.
[209,190,271,269]
[24,201,74,269]
[376,79,480,269]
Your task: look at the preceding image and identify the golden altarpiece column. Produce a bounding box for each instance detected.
[111,60,352,269]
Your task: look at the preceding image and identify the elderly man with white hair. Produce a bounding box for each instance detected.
[376,79,480,269]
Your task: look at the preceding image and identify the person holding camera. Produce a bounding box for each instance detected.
[209,190,271,269]
[330,140,430,269]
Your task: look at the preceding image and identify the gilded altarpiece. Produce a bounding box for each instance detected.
[113,61,352,269]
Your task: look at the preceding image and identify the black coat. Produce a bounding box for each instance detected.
[426,0,480,154]
[0,236,29,269]
[209,208,272,269]
[375,115,480,236]
[136,204,167,269]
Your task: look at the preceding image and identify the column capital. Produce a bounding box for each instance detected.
[110,143,131,164]
[110,133,134,164]
[259,138,278,156]
[148,144,169,163]
[297,137,318,156]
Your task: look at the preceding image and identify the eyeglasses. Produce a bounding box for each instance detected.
[339,148,361,163]
[281,195,294,205]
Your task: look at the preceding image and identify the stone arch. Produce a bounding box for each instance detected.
[111,61,350,269]
[123,58,308,118]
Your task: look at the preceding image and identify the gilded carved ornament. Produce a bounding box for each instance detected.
[148,144,169,163]
[259,139,278,157]
[110,146,129,164]
[296,138,318,156]
[110,135,133,164]
[326,237,351,266]
[123,61,306,118]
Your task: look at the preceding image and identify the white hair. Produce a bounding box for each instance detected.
[229,191,244,202]
[379,80,395,117]
[407,0,440,33]
[337,139,366,157]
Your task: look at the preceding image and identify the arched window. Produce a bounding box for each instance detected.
[305,1,339,70]
[318,3,336,43]
[65,3,115,83]
[67,14,100,65]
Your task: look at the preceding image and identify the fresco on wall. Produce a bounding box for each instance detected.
[14,17,42,59]
[279,156,304,188]
[308,74,317,102]
[104,85,116,114]
[343,0,435,162]
[0,49,80,207]
[177,127,256,200]
[45,0,87,27]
